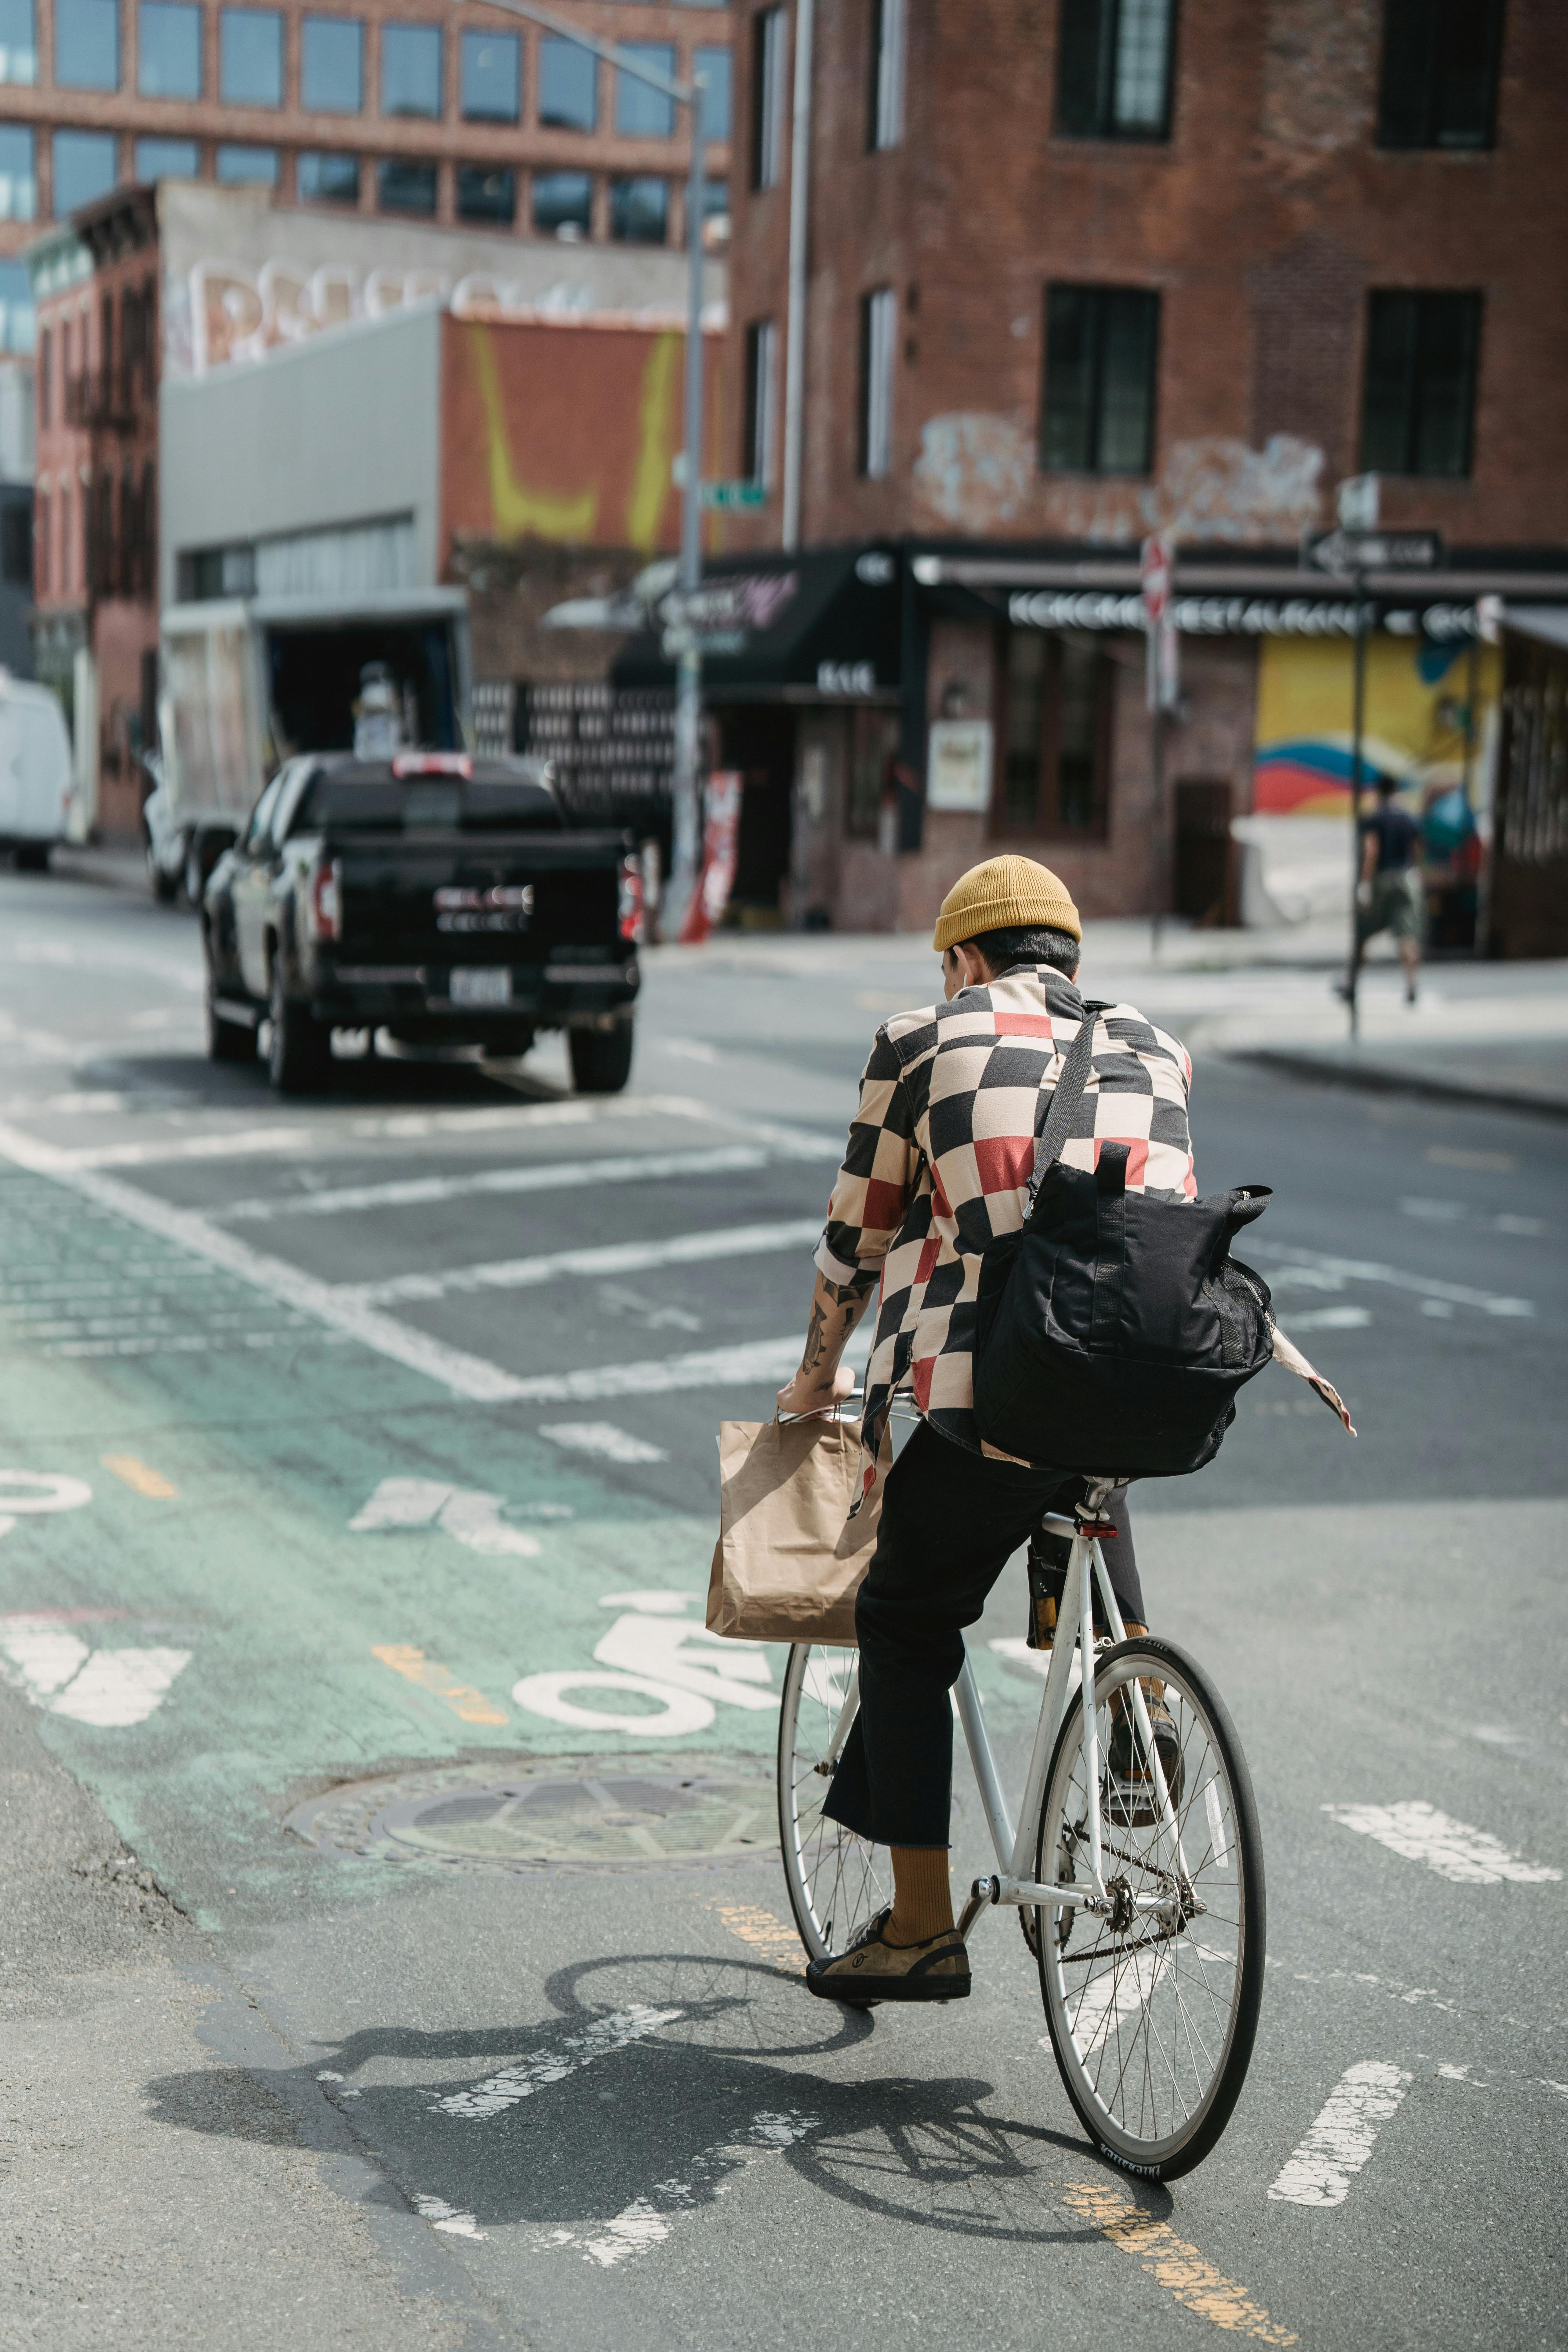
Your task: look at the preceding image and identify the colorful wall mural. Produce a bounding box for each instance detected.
[1254,633,1501,817]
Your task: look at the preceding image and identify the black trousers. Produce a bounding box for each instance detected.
[822,1423,1142,1851]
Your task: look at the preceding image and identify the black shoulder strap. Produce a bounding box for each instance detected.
[1025,1004,1102,1209]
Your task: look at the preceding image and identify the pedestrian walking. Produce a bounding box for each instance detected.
[1345,772,1425,1007]
[772,855,1196,2005]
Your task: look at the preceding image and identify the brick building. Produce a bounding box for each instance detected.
[0,0,733,254]
[30,182,158,838]
[694,0,1568,933]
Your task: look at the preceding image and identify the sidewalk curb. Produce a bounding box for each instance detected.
[1230,1046,1568,1123]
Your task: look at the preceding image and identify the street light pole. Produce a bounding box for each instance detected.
[449,0,708,930]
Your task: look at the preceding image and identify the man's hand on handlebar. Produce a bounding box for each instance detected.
[776,1362,858,1420]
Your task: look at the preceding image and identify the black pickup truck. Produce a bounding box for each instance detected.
[201,751,643,1095]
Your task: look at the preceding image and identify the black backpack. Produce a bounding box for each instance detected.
[973,1007,1275,1479]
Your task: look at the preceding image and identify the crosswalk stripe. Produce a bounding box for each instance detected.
[218,1144,771,1225]
[345,1217,823,1305]
[1323,1800,1562,1885]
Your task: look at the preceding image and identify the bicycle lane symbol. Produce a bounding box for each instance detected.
[0,1471,194,1727]
[512,1590,776,1739]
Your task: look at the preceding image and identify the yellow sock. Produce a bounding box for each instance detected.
[887,1846,956,1945]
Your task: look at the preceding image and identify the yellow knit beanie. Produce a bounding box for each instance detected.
[932,855,1082,952]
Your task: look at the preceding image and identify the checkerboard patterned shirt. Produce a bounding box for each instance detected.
[815,967,1196,1504]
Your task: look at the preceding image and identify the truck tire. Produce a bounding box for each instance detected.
[568,1023,634,1095]
[267,963,330,1095]
[13,842,50,873]
[206,985,258,1065]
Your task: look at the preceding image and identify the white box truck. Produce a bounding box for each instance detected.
[150,586,472,903]
[0,672,75,871]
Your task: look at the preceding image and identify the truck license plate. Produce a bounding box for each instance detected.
[449,967,511,1007]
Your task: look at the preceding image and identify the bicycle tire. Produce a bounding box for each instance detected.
[1034,1635,1265,2181]
[777,1642,892,1963]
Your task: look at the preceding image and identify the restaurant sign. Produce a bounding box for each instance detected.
[1008,591,1491,641]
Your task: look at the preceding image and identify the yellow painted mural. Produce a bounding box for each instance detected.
[625,332,681,553]
[468,321,600,544]
[1254,634,1501,816]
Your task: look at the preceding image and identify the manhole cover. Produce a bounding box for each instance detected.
[285,1753,779,1876]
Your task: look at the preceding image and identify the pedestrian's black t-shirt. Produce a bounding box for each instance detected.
[1361,804,1420,873]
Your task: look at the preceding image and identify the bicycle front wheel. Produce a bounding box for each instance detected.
[777,1642,892,1963]
[1034,1636,1265,2181]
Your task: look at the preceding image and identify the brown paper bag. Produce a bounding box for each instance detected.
[706,1417,891,1646]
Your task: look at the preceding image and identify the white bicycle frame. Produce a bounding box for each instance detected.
[812,1481,1190,1936]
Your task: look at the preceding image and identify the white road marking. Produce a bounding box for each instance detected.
[1267,2060,1412,2207]
[7,1127,315,1173]
[349,1479,540,1556]
[217,1144,771,1225]
[1324,1800,1562,1885]
[0,1470,93,1514]
[512,1669,715,1736]
[1250,1243,1533,1320]
[556,2111,819,2270]
[494,1331,867,1406]
[0,1630,191,1725]
[541,1423,669,1465]
[345,1218,822,1307]
[1064,1947,1172,2053]
[1277,1306,1371,1332]
[1401,1198,1548,1238]
[432,2005,684,2119]
[594,1611,775,1711]
[412,2195,486,2241]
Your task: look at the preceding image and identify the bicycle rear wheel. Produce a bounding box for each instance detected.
[777,1643,892,1963]
[1034,1636,1264,2181]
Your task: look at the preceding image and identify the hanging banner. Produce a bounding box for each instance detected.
[679,771,743,944]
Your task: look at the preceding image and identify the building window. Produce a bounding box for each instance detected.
[1360,290,1481,477]
[460,29,517,122]
[56,0,119,89]
[744,317,776,488]
[696,44,731,143]
[1377,0,1504,149]
[857,285,896,479]
[0,0,36,87]
[0,256,32,352]
[457,163,514,225]
[216,143,278,183]
[539,35,595,130]
[750,7,785,189]
[135,136,199,180]
[53,129,117,214]
[1000,630,1113,838]
[610,175,667,243]
[533,168,591,238]
[2,497,31,588]
[34,490,48,592]
[298,149,359,203]
[1056,0,1175,141]
[868,0,906,150]
[220,8,282,105]
[139,1,200,97]
[0,123,36,221]
[1041,283,1158,474]
[615,42,675,138]
[377,156,436,213]
[302,16,362,113]
[38,324,50,419]
[381,22,441,118]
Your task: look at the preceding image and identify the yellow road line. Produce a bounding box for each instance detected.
[1063,2183,1298,2345]
[101,1453,179,1499]
[372,1644,507,1726]
[708,1900,805,1977]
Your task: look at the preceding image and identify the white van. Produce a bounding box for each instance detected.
[0,673,73,872]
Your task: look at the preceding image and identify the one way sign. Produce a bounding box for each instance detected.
[1304,528,1444,573]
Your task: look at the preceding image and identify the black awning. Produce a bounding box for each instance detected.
[610,547,903,700]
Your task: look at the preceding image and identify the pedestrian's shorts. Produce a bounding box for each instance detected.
[1358,869,1423,945]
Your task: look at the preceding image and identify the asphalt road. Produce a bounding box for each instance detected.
[0,861,1564,2352]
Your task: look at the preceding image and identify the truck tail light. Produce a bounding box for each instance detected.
[312,856,342,942]
[618,851,646,946]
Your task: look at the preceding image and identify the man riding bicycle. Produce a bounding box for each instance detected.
[774,855,1196,2006]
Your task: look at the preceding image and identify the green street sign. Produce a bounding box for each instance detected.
[701,479,767,510]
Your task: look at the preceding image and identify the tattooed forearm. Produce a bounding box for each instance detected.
[802,1298,831,1370]
[795,1269,875,1385]
[822,1270,878,1306]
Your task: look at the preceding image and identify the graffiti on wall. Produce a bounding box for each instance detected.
[174,257,655,377]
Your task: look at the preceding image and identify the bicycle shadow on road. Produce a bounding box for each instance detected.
[143,1950,1172,2250]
